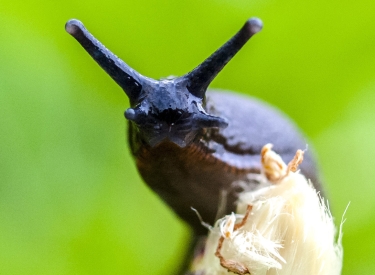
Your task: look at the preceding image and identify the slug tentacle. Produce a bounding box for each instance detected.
[181,18,263,99]
[65,19,152,103]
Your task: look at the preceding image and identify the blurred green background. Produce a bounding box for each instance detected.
[1,0,374,274]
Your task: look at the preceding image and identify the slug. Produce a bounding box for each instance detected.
[65,18,322,236]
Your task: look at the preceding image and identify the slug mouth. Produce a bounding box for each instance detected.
[147,133,197,148]
[141,118,200,148]
[131,107,228,148]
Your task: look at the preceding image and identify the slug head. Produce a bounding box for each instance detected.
[123,78,229,147]
[65,18,262,147]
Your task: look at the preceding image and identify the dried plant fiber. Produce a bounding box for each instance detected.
[194,144,343,275]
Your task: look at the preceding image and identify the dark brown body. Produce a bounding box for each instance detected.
[130,91,321,235]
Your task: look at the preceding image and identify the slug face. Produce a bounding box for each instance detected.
[65,18,262,147]
[124,78,228,147]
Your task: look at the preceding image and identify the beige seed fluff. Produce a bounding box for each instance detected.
[194,144,343,275]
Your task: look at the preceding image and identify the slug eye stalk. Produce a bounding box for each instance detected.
[65,19,152,104]
[182,18,263,99]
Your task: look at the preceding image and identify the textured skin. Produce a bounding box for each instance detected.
[129,90,321,235]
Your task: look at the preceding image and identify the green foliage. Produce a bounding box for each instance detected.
[0,1,374,274]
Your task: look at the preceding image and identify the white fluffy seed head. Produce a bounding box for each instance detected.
[192,144,344,275]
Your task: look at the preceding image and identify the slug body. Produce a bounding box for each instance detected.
[66,18,321,235]
[132,91,320,235]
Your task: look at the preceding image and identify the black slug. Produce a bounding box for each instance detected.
[65,18,322,236]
